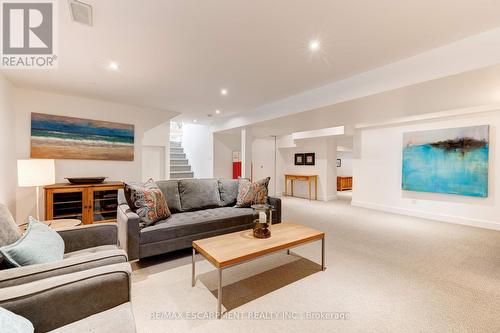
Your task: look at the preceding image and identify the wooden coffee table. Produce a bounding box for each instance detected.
[192,222,326,318]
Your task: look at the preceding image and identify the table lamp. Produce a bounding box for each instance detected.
[17,159,55,220]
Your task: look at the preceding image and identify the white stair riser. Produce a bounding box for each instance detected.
[171,165,191,171]
[170,153,186,159]
[171,159,189,165]
[170,172,194,179]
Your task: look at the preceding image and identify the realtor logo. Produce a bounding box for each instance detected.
[1,0,57,68]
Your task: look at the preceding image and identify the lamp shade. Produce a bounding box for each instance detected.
[17,159,55,187]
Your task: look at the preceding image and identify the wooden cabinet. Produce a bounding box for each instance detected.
[44,182,124,224]
[337,177,352,191]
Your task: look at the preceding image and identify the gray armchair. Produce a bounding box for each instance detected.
[0,204,128,288]
[0,262,136,333]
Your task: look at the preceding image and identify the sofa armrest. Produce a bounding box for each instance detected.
[57,223,118,253]
[117,204,140,261]
[268,197,282,224]
[0,248,127,288]
[0,262,132,332]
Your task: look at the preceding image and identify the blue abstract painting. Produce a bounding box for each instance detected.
[402,125,489,197]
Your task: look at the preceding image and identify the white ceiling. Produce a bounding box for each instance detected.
[3,0,500,124]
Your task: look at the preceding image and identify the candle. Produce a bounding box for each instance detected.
[259,211,266,224]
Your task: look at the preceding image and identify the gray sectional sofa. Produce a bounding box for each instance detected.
[118,179,281,261]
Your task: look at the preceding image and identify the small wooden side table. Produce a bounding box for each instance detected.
[19,219,82,233]
[45,219,82,230]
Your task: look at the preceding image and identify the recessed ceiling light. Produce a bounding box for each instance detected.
[108,62,119,71]
[193,119,198,123]
[215,109,221,114]
[309,40,320,51]
[221,89,228,96]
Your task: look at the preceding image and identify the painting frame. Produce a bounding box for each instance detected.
[30,113,135,161]
[305,153,315,166]
[294,153,305,165]
[402,125,489,197]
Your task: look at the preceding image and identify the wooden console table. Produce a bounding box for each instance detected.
[44,182,124,224]
[337,176,352,191]
[284,174,318,201]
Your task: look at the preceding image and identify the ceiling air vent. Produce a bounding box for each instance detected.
[69,0,93,26]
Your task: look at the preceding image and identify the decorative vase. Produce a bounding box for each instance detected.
[251,204,272,239]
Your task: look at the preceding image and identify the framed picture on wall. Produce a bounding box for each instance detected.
[294,153,305,165]
[305,153,315,165]
[337,159,341,167]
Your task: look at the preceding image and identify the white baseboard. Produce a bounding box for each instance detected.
[280,193,337,201]
[351,200,500,231]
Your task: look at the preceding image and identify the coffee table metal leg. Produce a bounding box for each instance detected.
[192,248,196,287]
[217,268,222,319]
[321,236,326,271]
[286,249,290,255]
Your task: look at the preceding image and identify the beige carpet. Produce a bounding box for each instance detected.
[131,197,500,332]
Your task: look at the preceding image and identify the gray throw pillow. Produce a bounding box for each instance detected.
[0,203,21,247]
[178,179,221,211]
[218,179,239,206]
[0,307,34,333]
[0,217,65,267]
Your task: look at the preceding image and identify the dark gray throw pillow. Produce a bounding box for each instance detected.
[218,179,239,206]
[155,180,182,213]
[178,179,221,211]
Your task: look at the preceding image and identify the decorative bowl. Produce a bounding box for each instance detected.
[65,177,107,184]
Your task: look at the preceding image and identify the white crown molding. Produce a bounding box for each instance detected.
[355,105,500,130]
[213,27,500,133]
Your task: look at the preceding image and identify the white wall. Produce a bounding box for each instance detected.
[252,137,276,196]
[0,75,16,214]
[277,138,337,201]
[142,122,170,181]
[14,88,176,223]
[337,151,353,177]
[352,110,500,230]
[213,132,240,179]
[182,124,213,178]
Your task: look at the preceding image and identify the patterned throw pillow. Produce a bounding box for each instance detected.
[124,179,170,228]
[236,177,270,208]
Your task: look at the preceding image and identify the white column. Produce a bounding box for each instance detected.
[325,137,338,201]
[241,127,252,179]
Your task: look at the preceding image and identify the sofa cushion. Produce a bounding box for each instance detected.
[139,207,254,244]
[155,180,182,213]
[236,177,270,207]
[178,179,221,211]
[218,179,239,207]
[0,246,127,289]
[124,179,170,228]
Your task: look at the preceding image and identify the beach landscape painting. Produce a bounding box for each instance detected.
[402,125,489,197]
[31,113,134,161]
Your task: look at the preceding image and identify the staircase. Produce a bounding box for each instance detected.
[170,141,194,179]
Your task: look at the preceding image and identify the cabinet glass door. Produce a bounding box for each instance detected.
[52,191,84,221]
[93,189,119,223]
